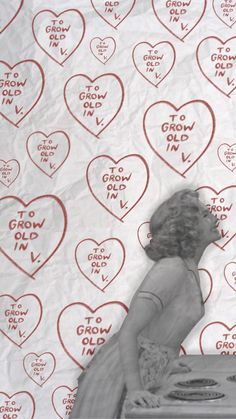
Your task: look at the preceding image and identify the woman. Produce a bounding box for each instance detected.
[70,189,220,418]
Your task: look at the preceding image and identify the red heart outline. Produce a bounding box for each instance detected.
[52,386,78,419]
[23,351,56,387]
[75,238,126,291]
[86,154,149,222]
[0,0,24,34]
[32,9,86,66]
[90,0,136,28]
[196,185,236,250]
[137,221,151,249]
[199,321,236,354]
[217,142,236,172]
[26,131,71,178]
[196,36,236,98]
[64,73,124,138]
[0,391,35,419]
[132,41,176,87]
[0,293,43,348]
[212,0,236,28]
[0,60,45,127]
[0,159,20,187]
[152,0,207,41]
[0,195,67,278]
[57,301,128,369]
[198,268,213,304]
[90,37,116,64]
[143,100,215,177]
[224,262,236,292]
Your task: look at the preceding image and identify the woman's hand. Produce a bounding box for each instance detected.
[125,390,160,411]
[169,359,191,375]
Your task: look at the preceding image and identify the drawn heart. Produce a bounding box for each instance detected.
[213,0,236,28]
[196,186,236,250]
[217,143,236,172]
[86,154,149,221]
[152,0,206,40]
[90,37,116,64]
[0,0,24,33]
[143,100,215,177]
[23,352,56,386]
[64,73,124,138]
[200,322,236,354]
[91,0,136,28]
[0,159,20,187]
[26,131,70,178]
[0,195,67,277]
[75,238,125,291]
[137,222,151,249]
[57,301,127,368]
[0,392,35,419]
[197,37,236,97]
[132,41,175,87]
[52,386,78,419]
[32,9,85,66]
[199,268,213,303]
[224,262,236,292]
[0,294,42,347]
[0,60,44,127]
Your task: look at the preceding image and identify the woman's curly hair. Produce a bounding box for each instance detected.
[145,189,201,261]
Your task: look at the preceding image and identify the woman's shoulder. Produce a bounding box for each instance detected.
[142,256,185,289]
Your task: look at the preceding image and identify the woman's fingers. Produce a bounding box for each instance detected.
[126,390,160,410]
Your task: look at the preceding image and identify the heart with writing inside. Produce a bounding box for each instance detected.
[52,386,78,419]
[0,159,20,187]
[213,0,236,28]
[196,186,236,250]
[64,73,124,137]
[0,294,42,347]
[75,238,125,291]
[32,9,85,65]
[0,60,44,126]
[90,37,116,64]
[152,0,206,40]
[0,0,24,33]
[224,262,236,292]
[86,154,149,221]
[143,100,215,177]
[26,131,70,178]
[217,143,236,172]
[0,392,35,419]
[57,301,127,368]
[23,352,56,386]
[137,222,151,249]
[197,37,236,97]
[0,195,67,277]
[132,41,175,87]
[91,0,136,28]
[200,322,236,354]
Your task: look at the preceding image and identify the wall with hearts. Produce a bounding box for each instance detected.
[1,0,236,417]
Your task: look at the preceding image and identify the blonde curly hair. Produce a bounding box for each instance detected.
[145,189,201,262]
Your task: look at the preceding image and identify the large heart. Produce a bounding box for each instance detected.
[52,386,78,419]
[32,9,85,66]
[0,159,20,187]
[57,302,127,368]
[0,0,23,33]
[213,0,236,28]
[26,131,70,178]
[91,0,136,28]
[224,262,236,292]
[0,392,35,419]
[0,294,42,347]
[86,154,149,221]
[23,352,56,386]
[217,143,236,172]
[200,322,236,355]
[132,41,175,87]
[152,0,206,40]
[197,37,236,97]
[143,100,215,177]
[64,73,124,137]
[0,60,44,126]
[90,37,116,64]
[75,238,125,291]
[0,195,67,277]
[196,186,236,250]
